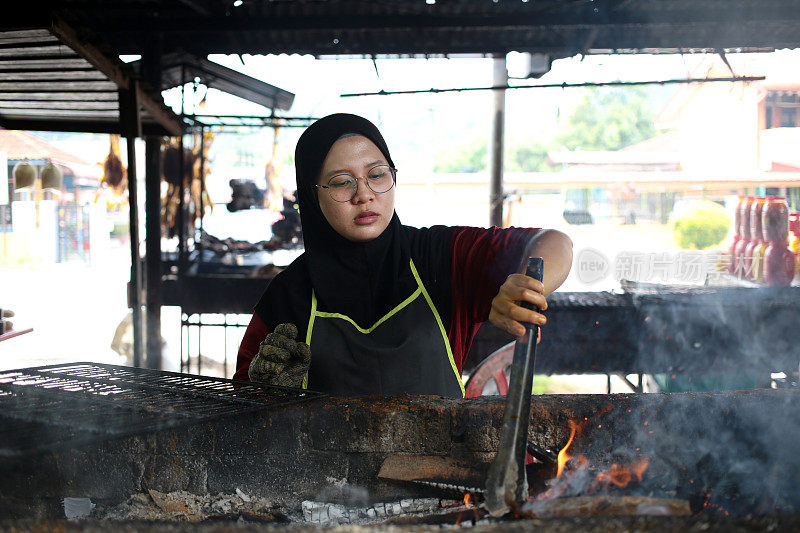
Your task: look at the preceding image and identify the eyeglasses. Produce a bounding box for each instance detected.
[315,165,397,203]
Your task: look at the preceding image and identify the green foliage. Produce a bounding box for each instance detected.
[433,86,658,174]
[110,221,129,237]
[505,139,553,172]
[670,200,730,250]
[531,375,552,395]
[557,87,656,151]
[434,137,555,173]
[434,138,488,173]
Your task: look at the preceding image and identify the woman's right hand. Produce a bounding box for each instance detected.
[248,323,311,387]
[488,273,548,338]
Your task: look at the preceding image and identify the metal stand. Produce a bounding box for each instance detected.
[180,312,252,378]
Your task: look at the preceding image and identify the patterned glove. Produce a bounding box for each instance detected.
[248,323,311,388]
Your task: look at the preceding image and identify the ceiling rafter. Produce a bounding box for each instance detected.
[48,15,183,136]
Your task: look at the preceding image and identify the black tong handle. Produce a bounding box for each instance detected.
[484,257,544,516]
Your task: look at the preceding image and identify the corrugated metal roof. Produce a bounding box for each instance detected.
[2,2,800,135]
[130,52,294,111]
[0,24,182,136]
[38,0,800,58]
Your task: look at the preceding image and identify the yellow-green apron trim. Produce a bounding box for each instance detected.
[302,258,464,396]
[408,259,464,396]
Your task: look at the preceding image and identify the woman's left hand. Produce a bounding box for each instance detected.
[489,273,548,338]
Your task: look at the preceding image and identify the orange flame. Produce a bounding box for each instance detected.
[454,493,473,527]
[556,420,577,477]
[593,458,649,489]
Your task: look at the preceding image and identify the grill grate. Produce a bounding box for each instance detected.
[0,362,325,458]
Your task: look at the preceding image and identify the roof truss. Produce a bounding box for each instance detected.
[0,19,183,136]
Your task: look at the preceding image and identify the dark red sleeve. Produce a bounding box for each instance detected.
[447,226,539,373]
[233,313,270,381]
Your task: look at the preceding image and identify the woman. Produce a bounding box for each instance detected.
[235,113,572,397]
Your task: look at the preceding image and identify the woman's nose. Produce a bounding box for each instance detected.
[351,177,375,203]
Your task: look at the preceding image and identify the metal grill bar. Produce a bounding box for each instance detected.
[0,362,325,458]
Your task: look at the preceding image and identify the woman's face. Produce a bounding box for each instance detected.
[316,135,395,242]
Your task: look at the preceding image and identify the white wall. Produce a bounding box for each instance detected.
[677,83,760,175]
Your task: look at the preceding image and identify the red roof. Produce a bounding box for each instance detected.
[0,130,92,168]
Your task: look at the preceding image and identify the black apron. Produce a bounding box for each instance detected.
[303,259,464,397]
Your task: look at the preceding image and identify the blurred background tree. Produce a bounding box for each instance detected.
[504,138,553,172]
[434,137,488,173]
[556,87,656,151]
[433,87,658,173]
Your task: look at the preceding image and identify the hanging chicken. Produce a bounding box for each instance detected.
[264,126,282,212]
[100,134,126,194]
[192,129,215,219]
[94,134,128,211]
[161,130,215,239]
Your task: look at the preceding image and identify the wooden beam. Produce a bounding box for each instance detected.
[142,43,164,372]
[95,5,800,33]
[48,19,128,86]
[0,45,78,57]
[0,34,59,45]
[0,70,107,81]
[122,78,144,368]
[0,116,174,135]
[126,137,144,368]
[0,101,118,110]
[136,86,183,136]
[0,58,92,69]
[0,80,117,90]
[0,30,54,40]
[0,91,118,101]
[119,80,141,139]
[49,16,183,136]
[0,109,119,118]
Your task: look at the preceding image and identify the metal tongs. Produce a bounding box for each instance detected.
[484,257,544,516]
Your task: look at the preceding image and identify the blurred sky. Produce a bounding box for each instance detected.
[37,49,799,237]
[161,49,800,184]
[161,52,697,177]
[54,49,800,178]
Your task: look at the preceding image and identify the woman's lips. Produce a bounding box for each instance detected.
[354,211,379,225]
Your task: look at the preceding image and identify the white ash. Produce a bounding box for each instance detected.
[90,489,284,523]
[302,497,462,526]
[63,497,95,519]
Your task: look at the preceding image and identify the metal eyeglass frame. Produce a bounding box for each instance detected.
[314,165,397,202]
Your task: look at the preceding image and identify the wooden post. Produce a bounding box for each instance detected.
[119,79,143,368]
[144,136,162,370]
[178,64,187,274]
[142,46,164,371]
[489,55,507,228]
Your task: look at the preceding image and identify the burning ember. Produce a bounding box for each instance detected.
[592,459,650,490]
[513,417,694,519]
[536,418,651,502]
[556,420,576,478]
[454,493,477,527]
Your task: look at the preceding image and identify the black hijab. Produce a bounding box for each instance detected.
[284,114,420,328]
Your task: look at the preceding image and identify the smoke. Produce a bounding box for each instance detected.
[314,477,370,507]
[527,388,800,514]
[631,287,797,380]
